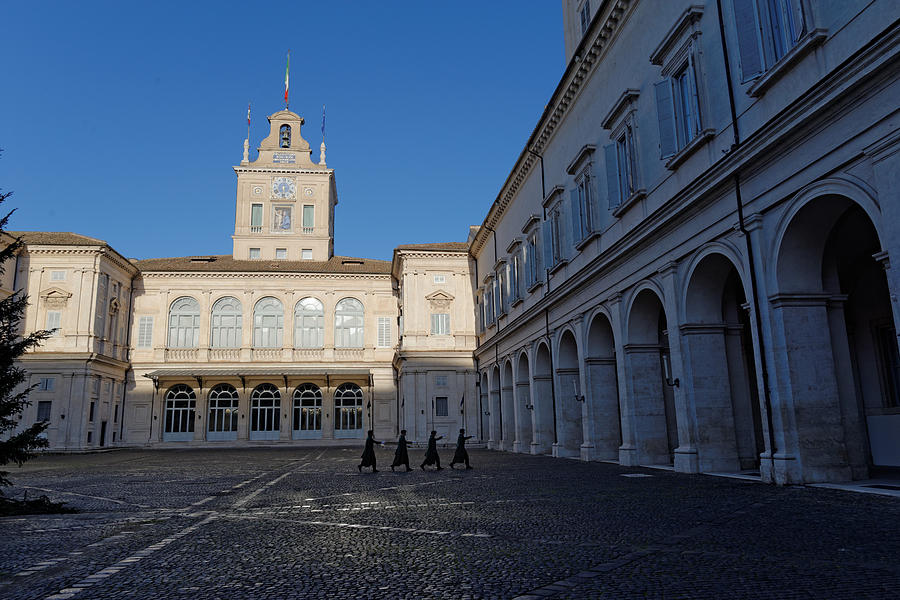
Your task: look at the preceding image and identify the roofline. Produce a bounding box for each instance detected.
[470,0,616,255]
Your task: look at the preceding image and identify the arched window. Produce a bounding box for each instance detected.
[207,383,239,438]
[164,384,195,441]
[253,297,283,348]
[334,382,363,433]
[335,298,364,348]
[293,383,322,435]
[168,297,200,348]
[294,297,324,348]
[210,297,242,348]
[250,383,281,439]
[279,124,291,148]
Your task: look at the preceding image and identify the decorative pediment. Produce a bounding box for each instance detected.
[40,287,72,308]
[425,290,455,310]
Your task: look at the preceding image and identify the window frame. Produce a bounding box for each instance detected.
[334,298,365,348]
[253,297,284,348]
[168,297,200,348]
[295,297,325,349]
[431,313,450,336]
[210,296,243,349]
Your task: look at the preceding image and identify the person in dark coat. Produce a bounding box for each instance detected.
[420,430,443,470]
[449,428,473,469]
[391,430,412,472]
[359,430,380,473]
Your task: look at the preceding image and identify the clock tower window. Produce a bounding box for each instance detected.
[279,124,291,148]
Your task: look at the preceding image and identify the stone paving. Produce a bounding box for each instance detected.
[1,447,899,599]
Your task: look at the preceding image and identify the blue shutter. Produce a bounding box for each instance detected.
[569,189,583,246]
[733,0,764,82]
[604,144,620,209]
[654,79,677,158]
[542,219,554,270]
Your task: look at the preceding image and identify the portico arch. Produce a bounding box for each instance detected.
[515,351,534,452]
[501,359,515,450]
[625,287,679,465]
[555,329,583,457]
[532,341,555,453]
[586,311,620,460]
[682,251,764,473]
[772,193,897,481]
[489,364,501,449]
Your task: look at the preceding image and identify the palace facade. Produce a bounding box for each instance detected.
[8,0,900,485]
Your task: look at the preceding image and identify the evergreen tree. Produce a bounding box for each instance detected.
[0,185,52,490]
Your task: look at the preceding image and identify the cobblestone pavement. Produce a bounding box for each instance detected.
[1,447,899,599]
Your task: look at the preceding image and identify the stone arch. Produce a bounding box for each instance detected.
[683,250,765,473]
[585,311,621,461]
[624,286,679,465]
[770,188,896,481]
[555,328,583,457]
[478,370,490,443]
[501,358,515,451]
[532,340,555,453]
[489,364,501,449]
[515,350,534,452]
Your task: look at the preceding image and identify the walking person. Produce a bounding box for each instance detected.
[358,430,380,473]
[420,430,443,470]
[391,429,412,472]
[449,428,473,469]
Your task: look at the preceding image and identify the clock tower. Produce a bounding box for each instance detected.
[232,110,335,262]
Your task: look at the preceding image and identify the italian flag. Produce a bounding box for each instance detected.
[284,52,290,105]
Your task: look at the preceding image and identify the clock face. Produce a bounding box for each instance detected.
[272,177,296,199]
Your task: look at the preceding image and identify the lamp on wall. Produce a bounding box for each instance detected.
[524,403,534,411]
[661,353,680,388]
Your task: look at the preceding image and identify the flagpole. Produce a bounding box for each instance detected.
[246,102,251,141]
[284,50,291,110]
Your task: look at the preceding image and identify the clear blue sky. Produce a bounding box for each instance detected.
[1,1,564,261]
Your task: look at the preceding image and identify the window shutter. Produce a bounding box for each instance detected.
[46,311,61,332]
[686,51,702,134]
[569,189,583,245]
[733,0,764,82]
[604,144,620,209]
[542,219,554,270]
[789,0,805,42]
[138,316,153,348]
[654,79,678,158]
[377,317,390,347]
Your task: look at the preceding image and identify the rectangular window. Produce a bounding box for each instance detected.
[431,313,450,335]
[435,375,448,387]
[433,274,446,284]
[137,316,153,349]
[46,310,61,335]
[50,270,66,281]
[114,404,119,423]
[275,248,287,260]
[527,232,540,289]
[616,127,635,201]
[302,204,315,228]
[435,396,448,417]
[87,431,93,443]
[301,249,313,260]
[579,0,591,35]
[733,0,804,82]
[89,401,95,422]
[38,377,55,391]
[251,203,263,230]
[656,57,702,158]
[249,248,261,259]
[510,255,520,301]
[377,316,391,347]
[37,401,52,422]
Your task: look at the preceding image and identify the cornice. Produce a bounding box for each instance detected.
[139,271,391,281]
[24,246,139,276]
[650,5,704,66]
[233,167,333,176]
[471,0,635,255]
